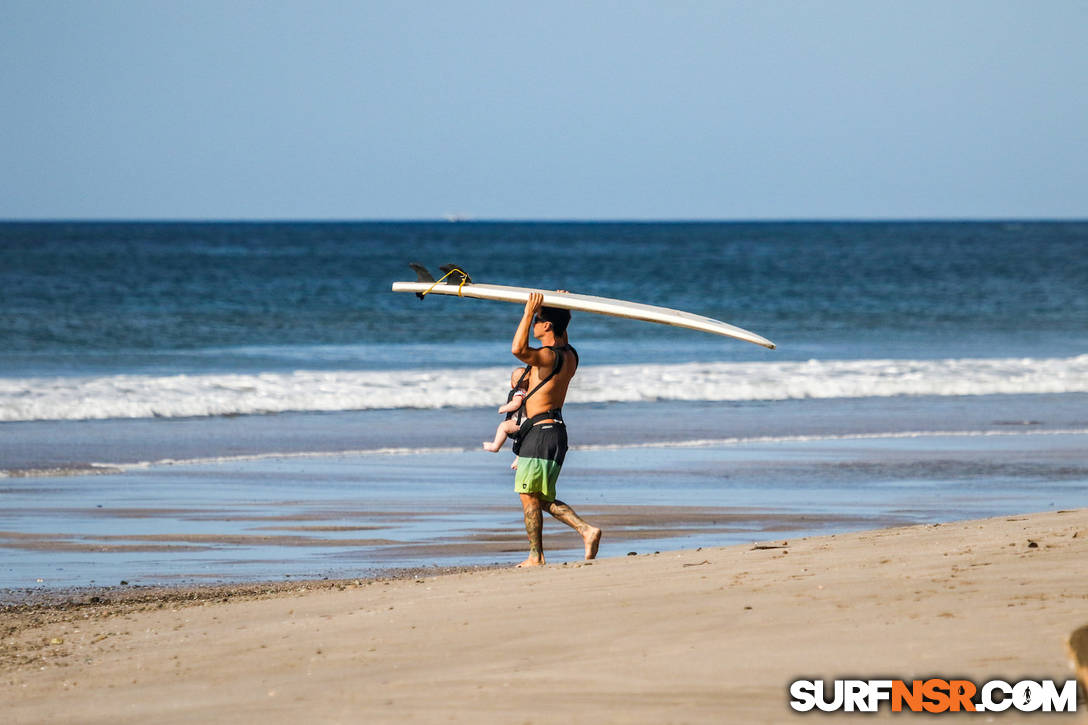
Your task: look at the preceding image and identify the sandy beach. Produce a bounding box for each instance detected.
[4,507,1086,723]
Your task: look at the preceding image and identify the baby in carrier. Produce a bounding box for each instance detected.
[483,366,531,463]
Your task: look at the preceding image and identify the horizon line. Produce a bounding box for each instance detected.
[2,216,1087,224]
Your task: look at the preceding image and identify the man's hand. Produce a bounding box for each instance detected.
[513,292,541,361]
[525,292,544,318]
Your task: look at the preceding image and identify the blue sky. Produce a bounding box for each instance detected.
[2,1,1086,220]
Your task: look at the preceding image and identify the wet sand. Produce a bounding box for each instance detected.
[4,508,1087,723]
[6,427,1088,591]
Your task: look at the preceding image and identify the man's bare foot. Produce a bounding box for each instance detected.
[584,527,602,559]
[516,557,545,568]
[482,441,501,452]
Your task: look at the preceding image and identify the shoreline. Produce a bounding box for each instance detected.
[5,392,1086,477]
[0,505,908,603]
[4,508,1087,722]
[0,564,503,613]
[5,422,1088,592]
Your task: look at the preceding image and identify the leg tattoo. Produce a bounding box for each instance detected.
[546,499,602,560]
[525,505,542,557]
[517,494,545,567]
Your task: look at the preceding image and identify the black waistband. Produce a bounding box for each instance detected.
[527,409,563,424]
[518,410,563,437]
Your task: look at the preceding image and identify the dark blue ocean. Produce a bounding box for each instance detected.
[2,222,1087,590]
[3,221,1086,372]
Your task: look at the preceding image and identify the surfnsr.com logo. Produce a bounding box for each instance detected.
[789,678,1078,713]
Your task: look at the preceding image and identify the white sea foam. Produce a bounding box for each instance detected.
[575,427,1088,451]
[93,445,468,471]
[1,355,1086,423]
[4,428,1087,479]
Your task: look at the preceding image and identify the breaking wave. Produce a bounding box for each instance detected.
[1,355,1086,422]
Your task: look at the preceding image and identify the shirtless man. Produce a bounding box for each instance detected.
[510,292,602,567]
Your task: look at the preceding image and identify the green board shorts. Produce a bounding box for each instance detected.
[514,423,568,502]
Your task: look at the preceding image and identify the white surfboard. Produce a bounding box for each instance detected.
[391,281,776,349]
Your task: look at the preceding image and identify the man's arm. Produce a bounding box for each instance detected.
[511,292,555,368]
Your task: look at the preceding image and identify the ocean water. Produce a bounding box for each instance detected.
[1,221,1086,590]
[2,221,1086,425]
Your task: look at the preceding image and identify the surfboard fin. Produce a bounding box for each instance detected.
[409,262,435,283]
[408,263,435,299]
[439,264,472,285]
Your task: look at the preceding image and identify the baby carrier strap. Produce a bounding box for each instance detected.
[518,344,573,413]
[510,345,575,455]
[505,369,530,423]
[511,365,532,398]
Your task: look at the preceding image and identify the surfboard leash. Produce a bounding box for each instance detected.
[419,267,471,298]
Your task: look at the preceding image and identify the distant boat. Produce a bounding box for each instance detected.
[443,213,472,223]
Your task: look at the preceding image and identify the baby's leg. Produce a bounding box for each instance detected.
[483,419,521,452]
